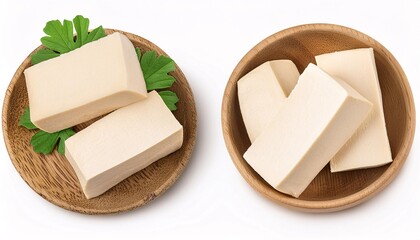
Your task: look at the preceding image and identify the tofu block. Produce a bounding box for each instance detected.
[65,91,183,199]
[238,60,299,142]
[243,64,372,198]
[316,48,393,172]
[24,32,147,133]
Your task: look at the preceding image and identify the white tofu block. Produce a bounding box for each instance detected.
[243,64,372,198]
[24,32,147,133]
[238,60,299,142]
[65,91,183,199]
[316,48,393,172]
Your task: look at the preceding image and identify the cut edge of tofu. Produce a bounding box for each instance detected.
[32,90,146,133]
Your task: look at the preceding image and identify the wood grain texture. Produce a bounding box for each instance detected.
[2,29,197,214]
[221,24,415,212]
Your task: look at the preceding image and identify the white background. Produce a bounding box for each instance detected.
[0,0,419,239]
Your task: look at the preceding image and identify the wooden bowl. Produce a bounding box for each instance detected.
[2,29,197,214]
[222,24,415,212]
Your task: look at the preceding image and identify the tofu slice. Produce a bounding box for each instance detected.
[316,48,393,172]
[24,32,147,133]
[65,91,183,199]
[243,64,372,198]
[237,60,299,142]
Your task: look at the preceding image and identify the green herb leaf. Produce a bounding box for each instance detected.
[73,15,90,47]
[73,15,105,47]
[20,105,75,155]
[32,15,105,64]
[137,47,179,111]
[19,107,38,130]
[31,49,60,65]
[158,90,179,111]
[135,47,141,62]
[57,128,76,154]
[30,130,60,154]
[85,25,105,43]
[140,50,176,90]
[41,19,75,54]
[147,75,177,90]
[30,128,75,155]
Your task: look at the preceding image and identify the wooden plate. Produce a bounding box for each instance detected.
[2,29,197,214]
[222,24,415,212]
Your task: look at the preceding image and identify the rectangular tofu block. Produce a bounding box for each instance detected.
[24,32,147,133]
[316,48,393,172]
[243,64,372,198]
[65,91,183,199]
[238,60,299,142]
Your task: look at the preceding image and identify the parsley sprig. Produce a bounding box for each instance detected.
[31,15,105,64]
[19,107,75,154]
[136,48,179,110]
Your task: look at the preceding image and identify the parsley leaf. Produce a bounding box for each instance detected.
[85,26,105,43]
[41,19,75,53]
[30,130,60,154]
[20,106,75,155]
[73,15,105,47]
[135,47,141,62]
[159,90,179,111]
[19,107,38,129]
[30,129,75,155]
[136,47,179,111]
[31,49,60,65]
[31,15,105,64]
[140,50,176,90]
[73,15,90,47]
[57,128,76,154]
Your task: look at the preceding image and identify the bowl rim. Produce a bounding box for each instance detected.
[2,28,197,214]
[221,23,416,212]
